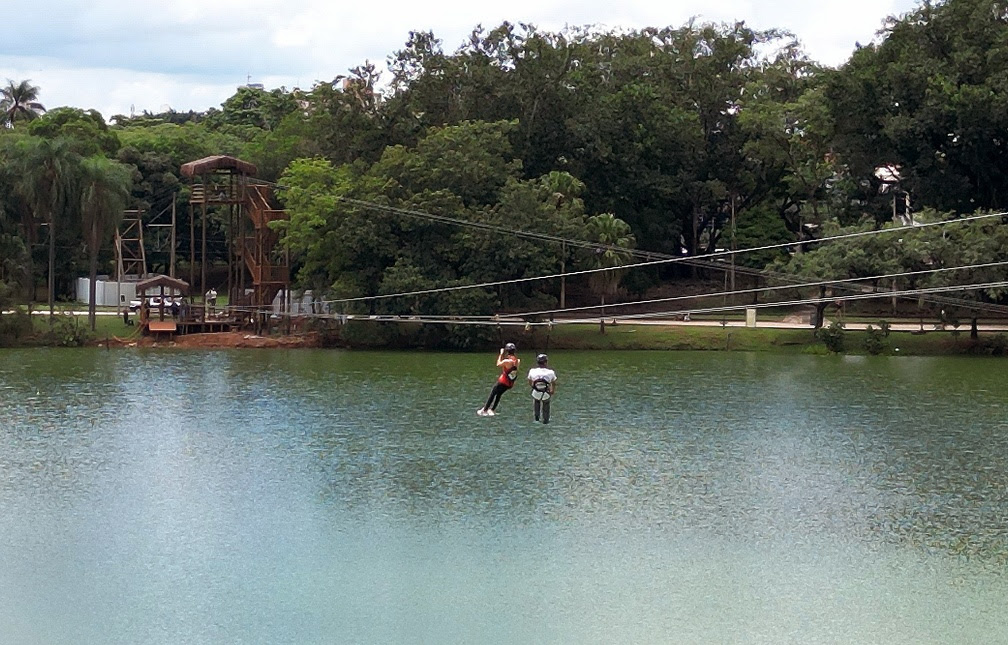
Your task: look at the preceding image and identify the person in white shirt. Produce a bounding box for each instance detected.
[527,353,557,424]
[205,288,218,316]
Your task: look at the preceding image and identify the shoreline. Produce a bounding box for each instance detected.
[3,321,1004,357]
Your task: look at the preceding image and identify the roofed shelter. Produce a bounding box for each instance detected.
[136,274,189,335]
[180,155,258,180]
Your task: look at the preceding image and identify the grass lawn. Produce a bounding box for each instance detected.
[541,322,985,356]
[28,311,137,343]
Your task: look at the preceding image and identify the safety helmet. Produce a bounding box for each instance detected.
[504,342,517,353]
[536,353,548,365]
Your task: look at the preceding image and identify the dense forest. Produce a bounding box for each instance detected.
[4,0,1008,345]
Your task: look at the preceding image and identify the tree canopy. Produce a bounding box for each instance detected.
[6,3,1008,346]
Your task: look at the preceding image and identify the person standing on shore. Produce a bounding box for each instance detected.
[527,353,557,424]
[478,343,520,417]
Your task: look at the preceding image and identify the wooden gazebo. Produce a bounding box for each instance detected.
[136,274,189,335]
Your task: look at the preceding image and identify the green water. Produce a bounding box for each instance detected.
[1,349,1006,643]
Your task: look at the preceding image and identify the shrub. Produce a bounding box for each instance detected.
[0,309,32,346]
[42,314,89,347]
[816,321,846,353]
[970,333,1008,356]
[864,325,887,355]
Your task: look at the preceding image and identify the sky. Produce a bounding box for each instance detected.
[1,0,920,120]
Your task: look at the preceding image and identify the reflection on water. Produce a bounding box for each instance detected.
[1,349,1007,643]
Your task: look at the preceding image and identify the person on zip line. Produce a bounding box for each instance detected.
[478,342,520,417]
[527,353,557,424]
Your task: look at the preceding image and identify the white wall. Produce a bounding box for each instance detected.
[271,289,327,315]
[75,278,138,308]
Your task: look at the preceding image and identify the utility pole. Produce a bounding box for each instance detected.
[730,195,737,293]
[201,205,207,305]
[560,241,566,310]
[189,202,195,289]
[170,194,177,278]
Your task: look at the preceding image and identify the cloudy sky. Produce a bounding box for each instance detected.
[1,0,918,120]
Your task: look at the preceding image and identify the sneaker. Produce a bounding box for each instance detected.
[486,409,496,416]
[476,408,487,416]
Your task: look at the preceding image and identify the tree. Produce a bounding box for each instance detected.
[586,213,635,331]
[826,0,1008,213]
[16,137,80,321]
[79,156,133,330]
[213,85,301,131]
[28,107,120,156]
[0,135,32,295]
[277,118,599,347]
[739,49,837,235]
[1,79,46,127]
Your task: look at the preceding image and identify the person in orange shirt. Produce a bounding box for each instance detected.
[478,342,520,417]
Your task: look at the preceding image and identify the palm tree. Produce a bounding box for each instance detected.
[1,79,46,127]
[0,144,29,293]
[587,213,635,333]
[17,137,79,321]
[79,156,132,330]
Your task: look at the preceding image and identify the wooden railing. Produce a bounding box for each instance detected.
[190,183,243,204]
[242,184,290,306]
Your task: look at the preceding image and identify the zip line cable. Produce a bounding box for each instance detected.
[256,179,660,260]
[504,259,1008,319]
[679,253,1008,316]
[606,280,1008,324]
[225,258,1008,322]
[140,180,1008,317]
[128,178,1008,323]
[309,209,1008,307]
[235,278,1008,328]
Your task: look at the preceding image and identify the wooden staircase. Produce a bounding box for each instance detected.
[240,184,289,309]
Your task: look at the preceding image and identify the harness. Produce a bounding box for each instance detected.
[531,377,551,401]
[498,357,519,387]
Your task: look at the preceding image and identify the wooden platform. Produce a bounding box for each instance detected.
[148,321,178,333]
[177,320,236,334]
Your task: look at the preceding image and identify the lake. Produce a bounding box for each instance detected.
[1,348,1006,643]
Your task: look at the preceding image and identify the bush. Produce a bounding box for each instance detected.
[864,325,887,355]
[41,314,89,347]
[816,321,846,353]
[970,333,1008,356]
[0,309,33,346]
